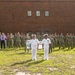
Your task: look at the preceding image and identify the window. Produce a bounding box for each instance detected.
[27,11,32,16]
[45,11,49,16]
[36,11,40,16]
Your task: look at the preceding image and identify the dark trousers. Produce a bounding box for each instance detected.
[1,40,5,49]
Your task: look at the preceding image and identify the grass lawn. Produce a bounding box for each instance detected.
[0,48,75,75]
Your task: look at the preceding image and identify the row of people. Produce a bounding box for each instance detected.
[0,32,51,60]
[0,32,30,49]
[0,32,75,50]
[49,33,75,50]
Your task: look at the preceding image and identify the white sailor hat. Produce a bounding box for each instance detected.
[32,34,36,37]
[43,34,48,37]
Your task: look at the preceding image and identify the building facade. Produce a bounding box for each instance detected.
[0,0,75,34]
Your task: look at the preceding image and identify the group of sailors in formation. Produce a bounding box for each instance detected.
[0,32,75,60]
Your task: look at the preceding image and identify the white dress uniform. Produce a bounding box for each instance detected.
[30,39,39,60]
[42,38,51,60]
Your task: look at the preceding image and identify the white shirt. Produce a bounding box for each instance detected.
[30,39,39,49]
[42,38,51,48]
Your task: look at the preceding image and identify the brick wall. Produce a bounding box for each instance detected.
[0,0,75,34]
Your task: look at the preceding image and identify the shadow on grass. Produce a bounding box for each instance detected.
[53,49,59,52]
[11,59,44,67]
[26,60,44,67]
[8,52,26,56]
[53,48,73,52]
[73,49,75,51]
[0,47,26,51]
[11,59,32,66]
[63,49,70,51]
[0,48,15,51]
[37,53,44,56]
[63,48,74,51]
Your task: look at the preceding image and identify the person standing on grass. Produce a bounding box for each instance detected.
[42,34,51,60]
[16,32,21,48]
[8,33,14,48]
[58,33,65,49]
[20,33,27,47]
[30,34,39,60]
[0,33,7,49]
[54,33,58,48]
[73,34,75,48]
[14,33,17,47]
[6,33,10,47]
[49,34,54,53]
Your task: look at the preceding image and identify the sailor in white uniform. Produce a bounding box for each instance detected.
[30,34,39,60]
[42,34,51,60]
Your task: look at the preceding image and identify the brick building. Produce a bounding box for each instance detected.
[0,0,75,34]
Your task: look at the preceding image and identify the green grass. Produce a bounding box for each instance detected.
[0,48,75,75]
